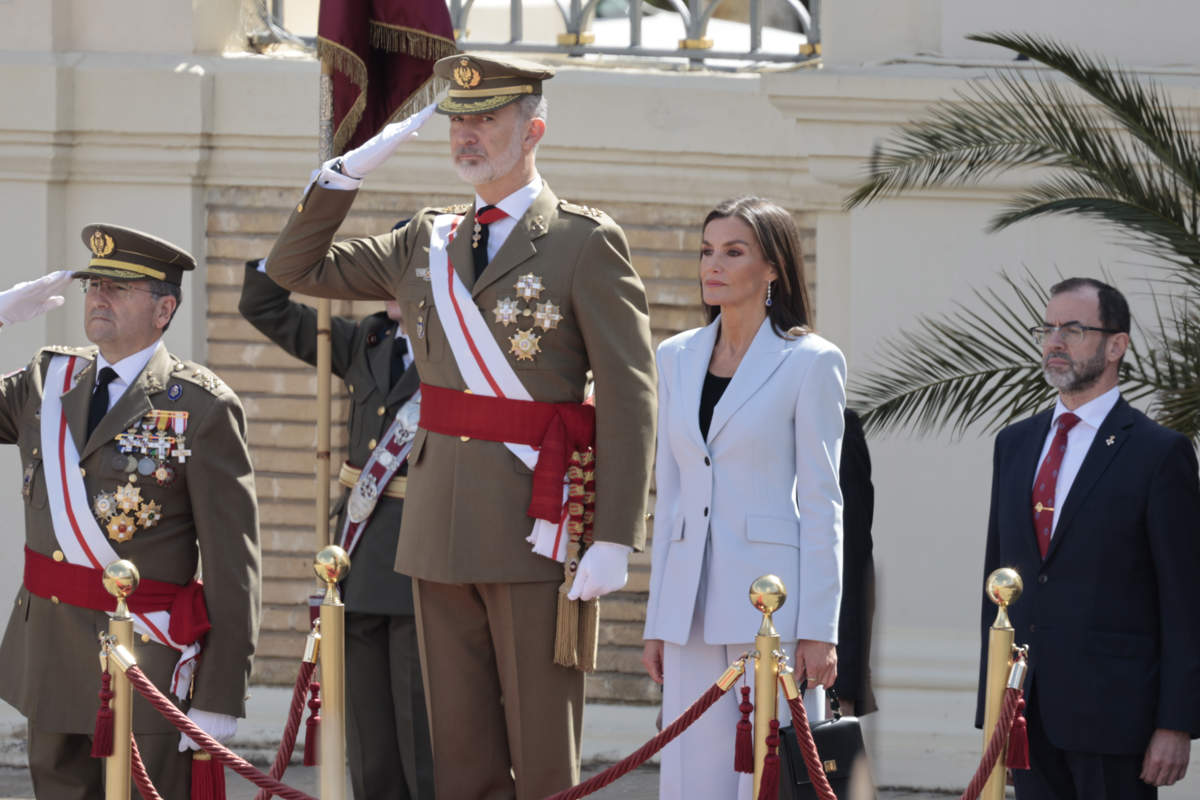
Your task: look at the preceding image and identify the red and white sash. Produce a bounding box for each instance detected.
[40,355,200,698]
[427,214,570,562]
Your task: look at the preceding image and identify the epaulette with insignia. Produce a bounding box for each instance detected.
[558,200,610,224]
[42,344,95,358]
[180,363,226,395]
[442,203,472,215]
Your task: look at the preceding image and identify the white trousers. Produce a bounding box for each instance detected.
[659,592,825,800]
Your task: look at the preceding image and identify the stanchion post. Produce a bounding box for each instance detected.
[103,560,140,800]
[314,546,350,800]
[749,574,786,799]
[982,567,1023,800]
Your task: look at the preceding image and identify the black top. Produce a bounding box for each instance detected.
[699,371,732,440]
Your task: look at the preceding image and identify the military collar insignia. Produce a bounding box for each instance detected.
[144,375,164,394]
[530,214,547,237]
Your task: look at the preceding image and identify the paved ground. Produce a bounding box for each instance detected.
[0,763,959,799]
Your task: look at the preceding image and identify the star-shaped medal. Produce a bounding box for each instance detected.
[534,301,563,331]
[509,329,542,362]
[107,514,136,543]
[492,297,521,326]
[514,273,545,301]
[114,482,142,513]
[136,499,163,529]
[93,492,117,520]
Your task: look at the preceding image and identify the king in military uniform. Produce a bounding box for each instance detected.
[267,54,657,798]
[0,225,261,798]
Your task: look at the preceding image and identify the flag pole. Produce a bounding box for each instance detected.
[315,57,334,549]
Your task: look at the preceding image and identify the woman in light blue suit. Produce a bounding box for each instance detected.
[642,197,845,800]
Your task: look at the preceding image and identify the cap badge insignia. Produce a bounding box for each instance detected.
[89,230,115,258]
[509,329,542,361]
[493,297,521,326]
[534,301,562,331]
[514,273,545,301]
[452,58,482,89]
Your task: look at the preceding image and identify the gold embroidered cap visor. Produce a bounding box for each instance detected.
[73,223,197,286]
[433,53,555,115]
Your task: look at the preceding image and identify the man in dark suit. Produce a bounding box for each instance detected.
[976,277,1200,798]
[239,260,433,799]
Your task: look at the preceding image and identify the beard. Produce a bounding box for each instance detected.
[1041,341,1107,393]
[453,125,524,186]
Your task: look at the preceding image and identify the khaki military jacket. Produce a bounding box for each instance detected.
[268,182,656,584]
[0,344,261,733]
[239,263,419,615]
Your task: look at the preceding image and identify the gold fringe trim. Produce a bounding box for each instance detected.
[384,74,448,128]
[577,598,599,673]
[317,37,368,156]
[369,21,457,61]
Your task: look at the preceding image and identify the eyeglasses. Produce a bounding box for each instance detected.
[79,278,163,299]
[1029,323,1121,346]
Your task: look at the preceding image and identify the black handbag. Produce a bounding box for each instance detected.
[777,690,873,800]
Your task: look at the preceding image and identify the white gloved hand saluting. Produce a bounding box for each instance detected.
[178,708,238,752]
[311,101,439,191]
[567,541,632,601]
[0,271,74,327]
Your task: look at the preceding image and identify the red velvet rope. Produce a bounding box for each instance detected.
[784,694,838,800]
[957,688,1022,800]
[129,733,165,800]
[543,682,730,800]
[121,665,317,800]
[255,660,318,800]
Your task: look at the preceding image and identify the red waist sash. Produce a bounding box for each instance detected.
[23,546,212,645]
[417,383,596,522]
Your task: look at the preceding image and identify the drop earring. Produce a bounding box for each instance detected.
[765,281,773,307]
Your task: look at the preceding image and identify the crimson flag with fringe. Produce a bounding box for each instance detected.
[318,0,456,155]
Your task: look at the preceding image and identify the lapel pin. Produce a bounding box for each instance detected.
[1105,435,1115,446]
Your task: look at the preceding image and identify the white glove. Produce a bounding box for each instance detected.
[0,270,74,326]
[178,708,238,752]
[567,542,632,601]
[311,101,438,191]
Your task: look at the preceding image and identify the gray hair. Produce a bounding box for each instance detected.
[517,94,548,123]
[146,278,182,331]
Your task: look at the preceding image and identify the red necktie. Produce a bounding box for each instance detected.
[471,205,509,279]
[1032,412,1081,558]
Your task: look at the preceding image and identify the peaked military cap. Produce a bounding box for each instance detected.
[74,224,196,286]
[434,53,555,115]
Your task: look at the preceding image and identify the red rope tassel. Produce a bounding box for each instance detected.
[191,752,227,800]
[90,671,114,758]
[734,686,754,773]
[303,681,321,767]
[757,719,781,800]
[1005,695,1030,770]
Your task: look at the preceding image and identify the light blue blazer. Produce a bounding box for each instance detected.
[643,316,846,646]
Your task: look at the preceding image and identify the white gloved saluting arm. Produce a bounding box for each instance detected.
[566,541,632,601]
[310,102,439,192]
[178,708,238,752]
[0,271,75,328]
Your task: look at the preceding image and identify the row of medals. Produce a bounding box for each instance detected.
[92,411,190,543]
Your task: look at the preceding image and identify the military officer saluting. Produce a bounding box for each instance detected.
[0,225,261,798]
[239,257,433,799]
[267,54,657,799]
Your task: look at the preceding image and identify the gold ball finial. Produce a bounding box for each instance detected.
[985,567,1023,608]
[102,560,140,600]
[313,545,351,586]
[749,574,787,616]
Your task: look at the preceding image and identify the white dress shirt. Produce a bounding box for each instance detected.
[95,340,162,412]
[1033,385,1120,535]
[474,174,543,263]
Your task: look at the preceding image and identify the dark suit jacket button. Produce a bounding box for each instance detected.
[1029,624,1037,632]
[704,457,710,466]
[703,507,709,516]
[1037,574,1048,584]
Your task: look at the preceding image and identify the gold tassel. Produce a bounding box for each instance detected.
[577,597,600,672]
[553,585,579,669]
